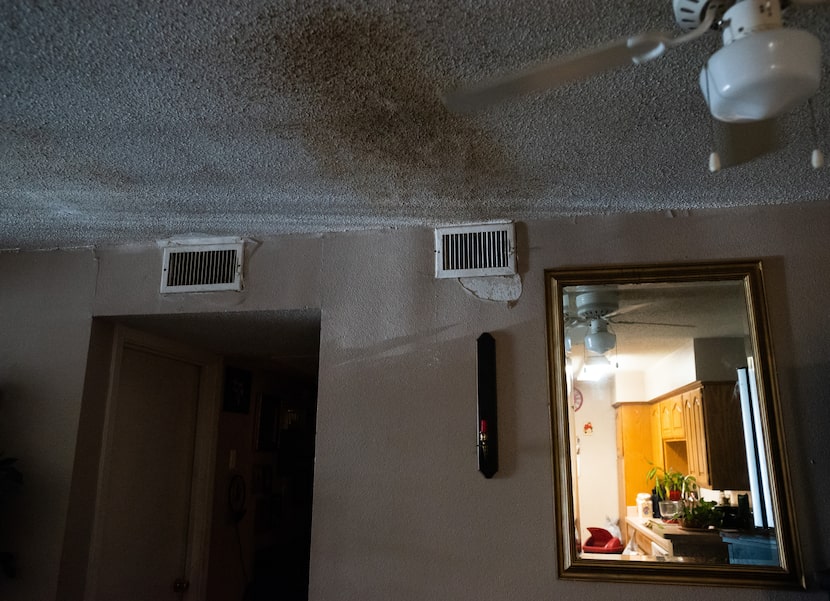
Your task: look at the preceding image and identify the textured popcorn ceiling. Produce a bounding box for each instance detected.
[1,1,829,250]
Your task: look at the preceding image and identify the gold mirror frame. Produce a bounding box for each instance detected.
[545,260,804,589]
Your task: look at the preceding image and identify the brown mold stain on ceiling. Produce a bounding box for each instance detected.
[228,5,535,208]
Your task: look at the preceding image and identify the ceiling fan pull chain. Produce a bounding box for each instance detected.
[809,97,825,169]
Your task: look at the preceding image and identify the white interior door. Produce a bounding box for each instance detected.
[86,327,219,601]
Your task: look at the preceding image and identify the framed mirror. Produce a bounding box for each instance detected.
[545,261,803,588]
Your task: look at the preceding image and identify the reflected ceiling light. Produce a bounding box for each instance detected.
[584,319,616,354]
[579,354,614,382]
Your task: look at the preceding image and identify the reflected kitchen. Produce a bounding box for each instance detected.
[564,280,778,566]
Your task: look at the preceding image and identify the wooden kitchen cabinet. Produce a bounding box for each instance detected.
[652,381,750,491]
[615,402,655,528]
[616,381,749,541]
[682,382,750,491]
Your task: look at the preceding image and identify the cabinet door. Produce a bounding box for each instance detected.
[650,403,663,474]
[617,404,654,514]
[700,383,751,490]
[659,399,672,437]
[670,396,685,438]
[682,389,711,489]
[660,396,685,439]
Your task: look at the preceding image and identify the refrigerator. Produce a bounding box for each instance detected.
[736,361,775,529]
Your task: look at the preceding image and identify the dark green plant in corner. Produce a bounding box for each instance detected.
[0,453,23,578]
[679,499,723,530]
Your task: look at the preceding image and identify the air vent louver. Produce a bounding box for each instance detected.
[434,222,516,278]
[160,241,243,293]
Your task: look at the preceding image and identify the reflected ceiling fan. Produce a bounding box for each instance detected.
[444,0,826,170]
[563,287,694,354]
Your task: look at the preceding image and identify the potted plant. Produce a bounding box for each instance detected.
[646,465,697,501]
[678,499,723,530]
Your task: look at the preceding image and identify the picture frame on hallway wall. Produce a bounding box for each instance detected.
[222,366,252,414]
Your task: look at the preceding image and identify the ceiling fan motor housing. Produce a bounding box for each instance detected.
[575,290,619,320]
[720,0,783,44]
[673,0,732,30]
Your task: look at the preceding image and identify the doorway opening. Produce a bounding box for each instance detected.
[64,310,320,601]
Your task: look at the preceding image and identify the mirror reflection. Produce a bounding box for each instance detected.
[546,262,802,588]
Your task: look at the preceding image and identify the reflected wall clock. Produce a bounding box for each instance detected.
[573,388,583,412]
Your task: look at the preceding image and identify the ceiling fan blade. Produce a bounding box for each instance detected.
[715,118,781,168]
[603,301,654,320]
[611,319,696,328]
[443,6,717,113]
[443,32,670,112]
[442,32,671,112]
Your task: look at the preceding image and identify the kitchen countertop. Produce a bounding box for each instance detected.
[626,517,730,561]
[627,517,723,538]
[626,517,674,555]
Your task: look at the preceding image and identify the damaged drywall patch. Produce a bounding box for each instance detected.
[459,274,522,303]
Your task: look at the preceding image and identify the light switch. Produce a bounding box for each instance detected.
[229,449,237,470]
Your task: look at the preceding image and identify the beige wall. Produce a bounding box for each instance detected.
[0,249,96,601]
[1,201,829,599]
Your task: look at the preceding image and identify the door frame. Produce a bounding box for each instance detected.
[84,325,221,600]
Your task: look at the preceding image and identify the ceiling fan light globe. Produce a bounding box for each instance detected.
[701,29,821,123]
[584,329,616,354]
[579,354,614,382]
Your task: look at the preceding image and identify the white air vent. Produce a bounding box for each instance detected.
[160,239,243,293]
[434,221,516,278]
